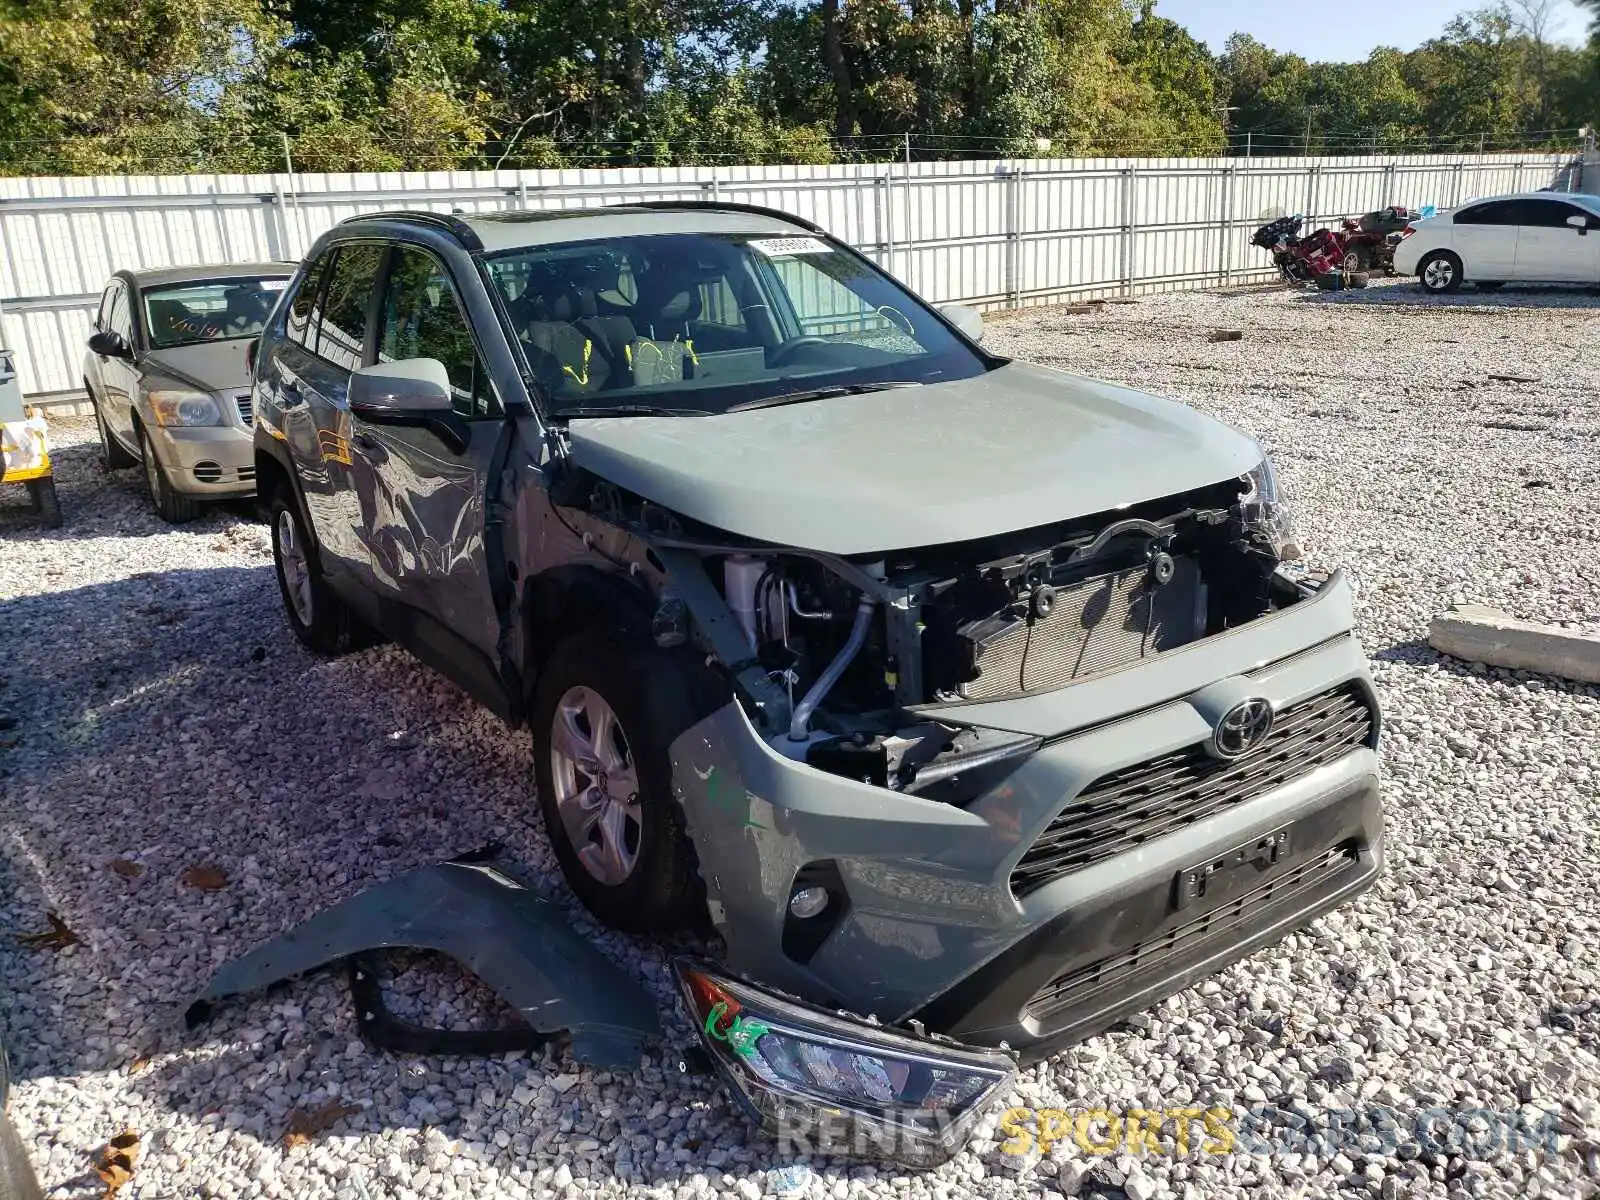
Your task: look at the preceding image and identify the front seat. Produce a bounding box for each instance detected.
[520,292,611,397]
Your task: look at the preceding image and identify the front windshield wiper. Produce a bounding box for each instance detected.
[554,403,713,419]
[723,380,923,414]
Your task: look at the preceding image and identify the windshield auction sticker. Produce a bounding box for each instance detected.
[749,236,832,257]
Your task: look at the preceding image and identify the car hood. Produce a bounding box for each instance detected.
[140,339,253,394]
[563,360,1263,555]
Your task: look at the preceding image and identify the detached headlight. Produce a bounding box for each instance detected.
[147,390,222,427]
[1239,453,1302,562]
[675,959,1015,1167]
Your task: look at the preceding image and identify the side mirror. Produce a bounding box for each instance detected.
[88,329,131,360]
[1568,214,1590,234]
[348,358,467,453]
[941,303,985,344]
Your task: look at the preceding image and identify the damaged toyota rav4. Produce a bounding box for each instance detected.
[253,203,1383,1164]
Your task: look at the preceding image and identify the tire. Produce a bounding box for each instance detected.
[1315,272,1344,291]
[89,386,137,469]
[269,485,356,655]
[1418,250,1463,294]
[1341,246,1371,272]
[531,629,714,935]
[138,425,202,523]
[24,478,61,528]
[1477,281,1505,290]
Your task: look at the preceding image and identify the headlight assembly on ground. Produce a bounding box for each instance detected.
[674,958,1016,1167]
[147,390,222,427]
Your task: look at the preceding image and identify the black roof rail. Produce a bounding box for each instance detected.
[613,200,824,234]
[337,210,484,252]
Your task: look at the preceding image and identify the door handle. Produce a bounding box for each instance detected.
[352,432,387,462]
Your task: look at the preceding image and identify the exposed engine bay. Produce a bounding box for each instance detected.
[575,467,1304,799]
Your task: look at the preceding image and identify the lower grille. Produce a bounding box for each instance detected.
[958,557,1204,700]
[236,393,254,426]
[1023,841,1361,1023]
[1010,683,1374,896]
[193,461,222,483]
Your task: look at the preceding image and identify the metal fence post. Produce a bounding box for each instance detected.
[517,181,530,210]
[1217,166,1234,286]
[268,187,293,261]
[1302,163,1318,223]
[1006,166,1022,308]
[1383,161,1397,206]
[1120,167,1136,297]
[875,174,893,271]
[1453,162,1466,207]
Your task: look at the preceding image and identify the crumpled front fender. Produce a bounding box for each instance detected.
[185,861,662,1068]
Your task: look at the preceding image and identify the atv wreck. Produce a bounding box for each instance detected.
[211,204,1384,1167]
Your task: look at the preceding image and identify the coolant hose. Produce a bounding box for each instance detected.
[788,594,877,741]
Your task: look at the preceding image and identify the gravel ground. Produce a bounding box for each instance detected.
[2,277,1599,1200]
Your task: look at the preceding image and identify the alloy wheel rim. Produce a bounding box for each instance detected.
[1424,260,1453,288]
[548,685,642,886]
[276,509,314,626]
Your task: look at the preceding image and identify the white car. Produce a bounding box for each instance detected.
[1391,191,1600,293]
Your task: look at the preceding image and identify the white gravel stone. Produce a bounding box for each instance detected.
[2,278,1596,1200]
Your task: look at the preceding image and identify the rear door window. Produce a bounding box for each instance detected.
[287,254,332,348]
[1454,201,1520,225]
[316,246,385,371]
[108,287,132,342]
[96,282,121,331]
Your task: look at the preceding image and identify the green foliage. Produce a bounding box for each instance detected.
[0,0,1588,174]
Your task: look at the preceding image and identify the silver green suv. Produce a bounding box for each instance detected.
[253,203,1382,1163]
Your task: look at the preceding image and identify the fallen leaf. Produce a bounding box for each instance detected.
[283,1100,360,1150]
[109,860,144,879]
[128,1056,151,1074]
[16,912,79,951]
[94,1131,139,1197]
[181,864,228,891]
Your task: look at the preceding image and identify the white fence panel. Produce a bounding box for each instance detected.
[0,151,1571,397]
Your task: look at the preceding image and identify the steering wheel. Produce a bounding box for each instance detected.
[768,336,832,368]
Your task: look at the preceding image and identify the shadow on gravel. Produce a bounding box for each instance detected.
[0,436,260,545]
[1372,637,1600,698]
[1298,282,1600,310]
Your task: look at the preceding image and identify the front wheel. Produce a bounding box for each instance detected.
[1418,250,1463,294]
[138,426,202,523]
[531,631,711,934]
[269,487,356,655]
[91,389,137,470]
[1341,246,1371,272]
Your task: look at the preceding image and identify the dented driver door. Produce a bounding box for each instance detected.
[349,245,510,712]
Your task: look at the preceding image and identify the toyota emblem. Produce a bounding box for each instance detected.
[1210,697,1275,760]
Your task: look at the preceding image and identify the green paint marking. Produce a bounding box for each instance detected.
[704,1000,770,1060]
[702,766,767,830]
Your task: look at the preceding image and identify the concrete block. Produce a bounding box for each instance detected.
[1428,604,1600,685]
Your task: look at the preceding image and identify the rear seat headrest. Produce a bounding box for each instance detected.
[653,287,701,325]
[548,287,599,323]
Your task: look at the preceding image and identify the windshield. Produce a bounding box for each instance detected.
[142,277,289,350]
[484,232,989,416]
